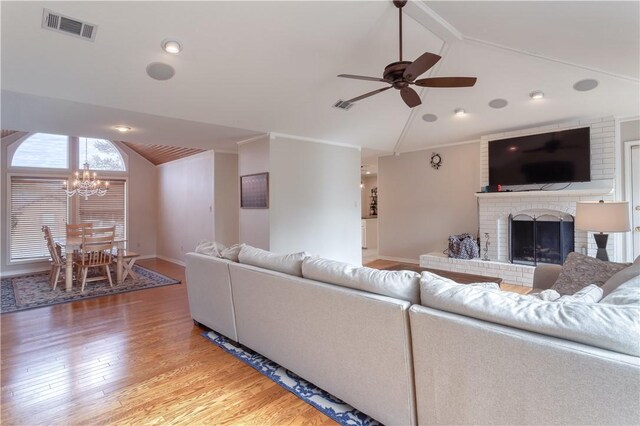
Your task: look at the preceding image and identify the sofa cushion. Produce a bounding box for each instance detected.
[551,252,629,295]
[302,257,420,303]
[419,271,640,356]
[601,273,640,306]
[600,256,640,297]
[557,284,603,303]
[238,245,308,277]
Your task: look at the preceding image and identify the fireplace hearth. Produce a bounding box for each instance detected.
[509,211,574,266]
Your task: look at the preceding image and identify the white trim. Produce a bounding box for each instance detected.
[618,115,640,123]
[1,266,50,279]
[614,118,624,260]
[269,132,361,151]
[235,134,269,146]
[475,186,614,199]
[138,254,157,260]
[385,138,480,157]
[377,255,419,265]
[156,254,186,267]
[463,37,639,83]
[624,140,640,262]
[404,1,462,43]
[213,148,239,155]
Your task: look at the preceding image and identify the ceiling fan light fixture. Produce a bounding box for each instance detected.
[529,90,544,100]
[162,39,182,54]
[454,108,466,117]
[113,125,131,133]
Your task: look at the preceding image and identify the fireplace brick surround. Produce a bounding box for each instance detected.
[420,116,617,286]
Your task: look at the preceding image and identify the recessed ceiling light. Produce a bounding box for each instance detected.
[573,79,599,92]
[114,125,131,133]
[488,98,508,109]
[422,113,438,122]
[162,39,182,54]
[529,90,544,100]
[365,171,371,175]
[454,108,466,116]
[146,62,175,81]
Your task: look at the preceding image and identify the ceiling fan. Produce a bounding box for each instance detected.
[337,0,477,108]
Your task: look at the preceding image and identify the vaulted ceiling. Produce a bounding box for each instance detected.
[1,1,638,157]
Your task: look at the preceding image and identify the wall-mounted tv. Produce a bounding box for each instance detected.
[488,127,591,186]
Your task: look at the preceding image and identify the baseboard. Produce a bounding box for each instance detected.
[377,255,420,265]
[156,255,186,267]
[138,254,157,260]
[1,267,50,279]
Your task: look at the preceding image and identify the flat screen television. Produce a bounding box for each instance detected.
[488,127,591,186]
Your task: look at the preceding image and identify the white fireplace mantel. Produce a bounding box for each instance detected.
[475,187,614,199]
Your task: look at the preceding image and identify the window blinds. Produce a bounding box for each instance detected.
[78,180,126,238]
[10,177,68,261]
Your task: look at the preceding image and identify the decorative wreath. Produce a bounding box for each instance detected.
[430,152,442,170]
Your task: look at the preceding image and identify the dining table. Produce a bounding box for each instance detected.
[55,235,127,292]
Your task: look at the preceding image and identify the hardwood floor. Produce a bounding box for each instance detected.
[1,257,530,425]
[1,259,336,426]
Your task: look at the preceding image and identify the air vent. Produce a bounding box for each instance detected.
[42,9,97,42]
[333,100,353,110]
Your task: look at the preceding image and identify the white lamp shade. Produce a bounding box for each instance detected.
[575,201,631,232]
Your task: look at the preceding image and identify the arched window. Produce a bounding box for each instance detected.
[78,138,126,171]
[11,133,68,169]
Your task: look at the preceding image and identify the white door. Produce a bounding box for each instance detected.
[632,145,640,258]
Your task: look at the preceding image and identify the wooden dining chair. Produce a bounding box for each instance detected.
[118,248,140,282]
[75,226,115,292]
[66,222,93,237]
[41,225,66,290]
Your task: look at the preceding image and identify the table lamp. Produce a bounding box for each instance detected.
[575,200,631,261]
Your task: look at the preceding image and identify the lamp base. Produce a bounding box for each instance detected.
[593,233,609,261]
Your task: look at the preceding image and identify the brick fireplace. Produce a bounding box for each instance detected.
[420,116,617,287]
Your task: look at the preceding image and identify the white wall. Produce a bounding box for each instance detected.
[238,135,270,249]
[214,152,239,246]
[157,151,214,264]
[269,135,361,265]
[117,142,157,257]
[378,143,481,262]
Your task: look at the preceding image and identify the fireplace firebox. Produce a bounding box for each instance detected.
[509,212,574,266]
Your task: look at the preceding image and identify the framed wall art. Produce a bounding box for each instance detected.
[240,172,269,209]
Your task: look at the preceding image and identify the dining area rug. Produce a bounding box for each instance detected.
[1,265,180,313]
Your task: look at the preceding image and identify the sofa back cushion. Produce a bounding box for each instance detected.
[601,273,640,306]
[600,256,640,297]
[419,271,640,356]
[238,245,308,277]
[302,257,420,303]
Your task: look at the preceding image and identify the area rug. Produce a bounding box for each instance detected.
[1,265,180,313]
[202,330,381,426]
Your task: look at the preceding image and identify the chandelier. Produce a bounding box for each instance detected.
[63,138,109,199]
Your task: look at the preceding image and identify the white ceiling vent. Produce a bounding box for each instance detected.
[41,9,97,42]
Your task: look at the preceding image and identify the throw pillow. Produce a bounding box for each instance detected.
[195,240,225,257]
[557,284,603,304]
[551,252,629,295]
[600,256,640,297]
[600,273,640,306]
[221,244,244,262]
[238,245,309,276]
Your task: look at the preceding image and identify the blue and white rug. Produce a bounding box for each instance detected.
[203,330,381,426]
[1,265,180,313]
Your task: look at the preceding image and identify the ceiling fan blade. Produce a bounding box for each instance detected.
[403,52,441,81]
[345,86,392,104]
[400,87,421,108]
[413,77,477,88]
[338,74,391,83]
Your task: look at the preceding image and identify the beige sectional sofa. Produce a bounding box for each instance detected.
[186,246,640,425]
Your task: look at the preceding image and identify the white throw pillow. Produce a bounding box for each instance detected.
[221,244,244,262]
[195,240,225,257]
[419,271,640,356]
[557,284,603,304]
[238,245,309,276]
[302,257,420,303]
[601,274,640,306]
